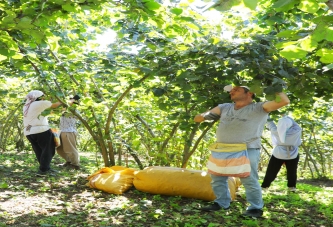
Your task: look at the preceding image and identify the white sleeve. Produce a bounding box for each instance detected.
[277,117,293,143]
[37,100,52,112]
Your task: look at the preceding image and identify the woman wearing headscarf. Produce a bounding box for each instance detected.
[56,95,81,170]
[23,90,63,176]
[261,114,302,192]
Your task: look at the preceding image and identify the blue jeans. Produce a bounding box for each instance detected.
[210,148,263,210]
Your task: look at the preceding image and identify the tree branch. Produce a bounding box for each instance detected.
[326,0,333,11]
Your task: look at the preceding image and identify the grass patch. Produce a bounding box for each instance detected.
[0,150,332,226]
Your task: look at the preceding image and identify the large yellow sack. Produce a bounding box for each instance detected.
[87,166,135,194]
[133,166,240,201]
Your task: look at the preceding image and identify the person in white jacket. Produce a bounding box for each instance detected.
[261,114,302,192]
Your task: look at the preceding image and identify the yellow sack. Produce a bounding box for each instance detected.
[87,166,135,194]
[133,166,240,201]
[50,128,61,148]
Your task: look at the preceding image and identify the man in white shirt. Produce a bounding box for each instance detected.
[23,90,63,176]
[261,114,302,192]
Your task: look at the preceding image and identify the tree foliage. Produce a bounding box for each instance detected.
[0,0,332,177]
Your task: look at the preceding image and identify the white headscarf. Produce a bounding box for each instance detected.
[24,90,44,116]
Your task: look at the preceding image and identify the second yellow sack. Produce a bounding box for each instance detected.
[133,166,240,201]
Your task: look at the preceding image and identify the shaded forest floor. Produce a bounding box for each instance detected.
[1,150,333,227]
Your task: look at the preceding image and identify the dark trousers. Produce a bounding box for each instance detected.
[261,154,300,188]
[26,130,55,172]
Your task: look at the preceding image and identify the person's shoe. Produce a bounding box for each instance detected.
[49,168,59,173]
[68,164,80,170]
[261,187,269,192]
[242,209,263,218]
[36,169,56,177]
[288,187,297,192]
[36,170,48,177]
[200,202,229,212]
[62,162,71,167]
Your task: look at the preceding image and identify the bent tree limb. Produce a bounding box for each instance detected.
[119,137,144,170]
[181,120,217,168]
[135,114,156,138]
[311,126,326,175]
[301,143,321,178]
[129,117,152,163]
[159,122,180,154]
[261,136,273,157]
[90,106,112,166]
[0,105,22,152]
[105,73,152,133]
[326,0,333,10]
[104,73,151,166]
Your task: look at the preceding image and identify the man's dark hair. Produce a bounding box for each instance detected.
[72,95,80,100]
[70,94,81,104]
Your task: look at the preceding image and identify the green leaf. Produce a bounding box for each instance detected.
[170,8,183,15]
[82,97,93,106]
[316,49,333,63]
[272,0,297,11]
[267,16,285,23]
[278,69,289,78]
[312,24,327,42]
[2,10,16,24]
[152,88,165,97]
[47,36,61,52]
[0,90,9,95]
[275,95,282,103]
[322,63,333,72]
[0,182,9,189]
[208,37,220,45]
[177,16,195,22]
[30,30,45,44]
[249,80,263,95]
[158,102,168,111]
[326,27,333,42]
[276,30,297,38]
[62,3,76,12]
[280,45,308,60]
[313,15,333,24]
[9,93,18,98]
[298,0,319,13]
[243,0,258,10]
[275,41,297,49]
[11,53,24,59]
[0,54,7,61]
[272,0,295,8]
[214,0,242,11]
[187,23,200,30]
[300,37,318,52]
[41,109,51,116]
[144,1,161,11]
[16,17,33,29]
[27,52,37,59]
[264,85,282,95]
